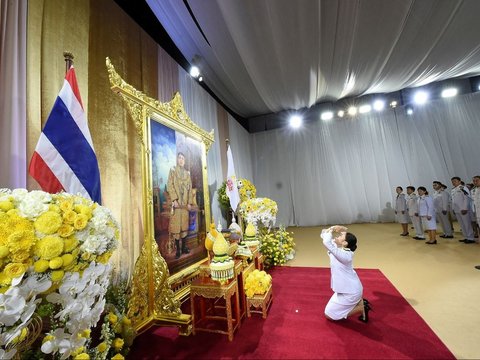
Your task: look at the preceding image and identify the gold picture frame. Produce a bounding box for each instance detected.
[106,58,214,335]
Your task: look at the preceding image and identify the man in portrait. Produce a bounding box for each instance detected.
[167,152,194,259]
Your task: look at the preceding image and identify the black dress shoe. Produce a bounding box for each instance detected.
[475,265,480,270]
[359,300,372,323]
[444,235,454,238]
[464,240,476,244]
[400,233,409,236]
[459,239,466,242]
[413,236,426,240]
[425,240,437,245]
[439,235,447,238]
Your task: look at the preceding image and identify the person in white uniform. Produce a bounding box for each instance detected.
[432,181,453,238]
[451,177,475,243]
[406,186,424,240]
[321,225,371,323]
[417,186,437,244]
[395,186,409,236]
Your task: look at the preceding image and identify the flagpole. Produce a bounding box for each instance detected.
[64,51,74,73]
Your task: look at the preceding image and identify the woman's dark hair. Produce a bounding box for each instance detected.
[418,186,428,195]
[345,233,357,252]
[396,186,403,191]
[407,186,415,191]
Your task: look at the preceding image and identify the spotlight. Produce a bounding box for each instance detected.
[320,111,333,120]
[347,106,357,116]
[189,65,200,78]
[198,76,203,82]
[373,100,385,111]
[337,110,345,118]
[289,115,303,128]
[441,88,457,98]
[390,101,398,108]
[413,90,429,105]
[359,104,371,114]
[406,107,414,115]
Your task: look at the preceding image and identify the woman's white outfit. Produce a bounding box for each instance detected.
[395,193,408,224]
[321,229,363,320]
[418,195,436,230]
[407,192,424,238]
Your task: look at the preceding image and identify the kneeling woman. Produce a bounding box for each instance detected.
[321,225,371,322]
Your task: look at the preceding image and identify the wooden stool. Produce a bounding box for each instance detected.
[246,284,273,319]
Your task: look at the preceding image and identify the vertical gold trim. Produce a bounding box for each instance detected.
[107,58,214,335]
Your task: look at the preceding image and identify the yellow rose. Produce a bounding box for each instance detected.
[74,353,90,360]
[51,270,64,282]
[34,211,63,234]
[111,354,125,360]
[4,262,27,279]
[34,259,50,273]
[58,224,74,238]
[0,245,9,258]
[108,312,118,325]
[48,204,61,213]
[63,236,79,253]
[61,253,74,267]
[73,214,88,230]
[49,257,64,269]
[59,199,74,212]
[35,236,64,260]
[113,338,124,351]
[63,210,77,224]
[97,252,112,264]
[10,250,30,263]
[0,201,14,212]
[74,204,93,219]
[97,342,108,353]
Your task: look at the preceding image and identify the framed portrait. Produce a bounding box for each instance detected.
[150,118,209,276]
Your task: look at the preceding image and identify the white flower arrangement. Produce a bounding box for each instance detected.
[239,197,278,229]
[0,188,119,359]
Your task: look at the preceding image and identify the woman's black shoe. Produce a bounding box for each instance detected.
[359,299,372,323]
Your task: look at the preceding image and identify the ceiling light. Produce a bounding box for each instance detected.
[189,65,200,78]
[289,115,303,128]
[198,76,203,82]
[320,111,333,120]
[348,106,357,116]
[441,88,457,98]
[413,90,429,105]
[390,101,398,108]
[373,100,385,111]
[337,110,345,118]
[359,104,371,114]
[406,107,414,115]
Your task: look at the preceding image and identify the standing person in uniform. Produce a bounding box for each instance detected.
[406,186,424,240]
[417,187,437,244]
[432,181,453,238]
[395,186,409,236]
[441,184,455,232]
[167,152,193,259]
[321,225,372,323]
[466,183,479,239]
[451,177,475,244]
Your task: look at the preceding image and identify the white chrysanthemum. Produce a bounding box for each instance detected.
[15,190,52,219]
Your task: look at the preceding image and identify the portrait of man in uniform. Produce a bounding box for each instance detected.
[150,120,208,275]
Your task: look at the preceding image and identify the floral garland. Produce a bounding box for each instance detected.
[239,197,277,229]
[217,179,256,210]
[244,270,272,298]
[259,226,295,268]
[0,188,119,359]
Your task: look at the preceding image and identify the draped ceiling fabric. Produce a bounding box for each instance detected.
[146,0,480,119]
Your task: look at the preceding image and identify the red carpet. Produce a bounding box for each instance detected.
[128,267,455,359]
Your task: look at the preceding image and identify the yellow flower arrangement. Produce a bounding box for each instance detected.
[244,269,272,298]
[259,226,296,268]
[218,178,257,209]
[239,197,278,229]
[0,188,120,359]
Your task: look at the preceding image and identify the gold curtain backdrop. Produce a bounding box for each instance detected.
[27,0,159,277]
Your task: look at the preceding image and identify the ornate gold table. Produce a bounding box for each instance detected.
[246,284,273,319]
[190,276,241,341]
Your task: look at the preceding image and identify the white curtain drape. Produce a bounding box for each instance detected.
[227,114,253,182]
[178,67,224,226]
[252,93,480,226]
[0,0,27,189]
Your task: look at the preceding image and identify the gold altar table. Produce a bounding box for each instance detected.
[246,284,273,319]
[190,276,241,341]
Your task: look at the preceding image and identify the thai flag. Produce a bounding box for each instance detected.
[29,67,102,203]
